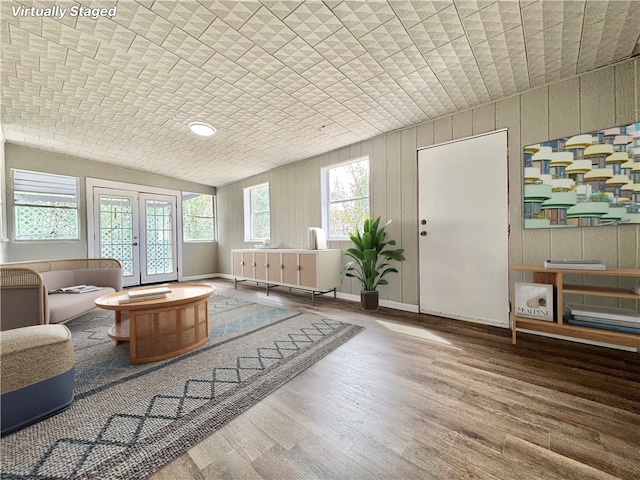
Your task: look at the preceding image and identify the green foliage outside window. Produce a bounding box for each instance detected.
[182,193,215,241]
[15,205,78,240]
[328,159,369,238]
[250,185,270,239]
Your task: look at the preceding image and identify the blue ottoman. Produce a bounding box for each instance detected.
[1,324,75,435]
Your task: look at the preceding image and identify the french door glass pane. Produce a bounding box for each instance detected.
[99,195,134,276]
[145,199,173,275]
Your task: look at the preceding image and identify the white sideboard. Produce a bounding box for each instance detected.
[231,249,342,304]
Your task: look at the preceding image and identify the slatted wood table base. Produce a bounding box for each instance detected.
[96,284,214,364]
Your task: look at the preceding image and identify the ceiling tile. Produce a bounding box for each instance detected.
[409,3,465,54]
[330,0,396,39]
[283,1,343,46]
[239,6,296,54]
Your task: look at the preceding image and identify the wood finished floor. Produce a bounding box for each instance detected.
[150,279,640,480]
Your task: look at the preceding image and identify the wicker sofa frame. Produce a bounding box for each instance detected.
[0,258,122,331]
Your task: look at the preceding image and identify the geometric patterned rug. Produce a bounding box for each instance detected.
[0,293,363,479]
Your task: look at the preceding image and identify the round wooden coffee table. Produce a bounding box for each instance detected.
[95,283,215,364]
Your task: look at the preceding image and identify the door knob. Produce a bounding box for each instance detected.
[420,231,427,236]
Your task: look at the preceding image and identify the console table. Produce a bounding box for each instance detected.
[512,265,640,349]
[232,249,342,305]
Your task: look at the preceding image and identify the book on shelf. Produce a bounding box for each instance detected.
[50,285,101,294]
[566,318,640,335]
[544,259,605,270]
[566,303,640,323]
[572,315,640,328]
[514,282,554,321]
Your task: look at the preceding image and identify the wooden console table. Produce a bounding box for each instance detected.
[512,265,640,349]
[232,249,341,305]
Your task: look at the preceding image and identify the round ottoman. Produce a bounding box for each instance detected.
[1,324,75,435]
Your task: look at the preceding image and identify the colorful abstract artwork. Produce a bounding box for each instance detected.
[524,122,640,228]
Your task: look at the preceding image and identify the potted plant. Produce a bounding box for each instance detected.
[341,216,406,311]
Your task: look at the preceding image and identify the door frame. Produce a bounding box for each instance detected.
[417,129,510,328]
[86,178,184,284]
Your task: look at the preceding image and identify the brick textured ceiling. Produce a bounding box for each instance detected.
[2,0,640,186]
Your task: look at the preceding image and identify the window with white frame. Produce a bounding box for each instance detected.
[321,156,370,239]
[243,182,270,241]
[13,169,79,240]
[182,192,215,242]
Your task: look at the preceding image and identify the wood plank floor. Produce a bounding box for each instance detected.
[150,279,640,480]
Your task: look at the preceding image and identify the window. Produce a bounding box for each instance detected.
[182,192,215,242]
[243,183,270,241]
[13,169,79,240]
[322,156,370,239]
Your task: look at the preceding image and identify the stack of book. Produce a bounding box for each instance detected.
[544,259,605,270]
[117,286,171,304]
[566,303,640,334]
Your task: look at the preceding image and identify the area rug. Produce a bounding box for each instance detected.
[0,292,363,479]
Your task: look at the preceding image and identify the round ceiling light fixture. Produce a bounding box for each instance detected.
[189,121,216,137]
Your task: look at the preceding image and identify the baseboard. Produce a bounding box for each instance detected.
[419,307,509,329]
[179,273,223,282]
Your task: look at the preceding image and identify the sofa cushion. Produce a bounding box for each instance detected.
[1,324,75,434]
[39,270,76,292]
[47,287,115,324]
[0,324,74,393]
[74,268,122,292]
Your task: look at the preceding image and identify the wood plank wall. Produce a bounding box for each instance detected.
[217,58,640,311]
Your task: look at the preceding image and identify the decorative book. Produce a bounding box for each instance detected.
[514,282,554,321]
[543,259,605,270]
[50,285,101,294]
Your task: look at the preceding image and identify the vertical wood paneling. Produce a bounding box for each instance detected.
[580,68,616,132]
[521,86,549,145]
[434,117,453,144]
[371,135,388,222]
[582,227,619,306]
[452,110,473,139]
[549,78,580,140]
[400,127,419,305]
[496,96,523,265]
[614,60,636,125]
[384,131,403,302]
[416,121,434,149]
[472,104,495,134]
[549,228,583,261]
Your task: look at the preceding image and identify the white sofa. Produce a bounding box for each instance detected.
[0,258,122,331]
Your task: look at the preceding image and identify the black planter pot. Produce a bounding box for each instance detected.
[360,290,379,311]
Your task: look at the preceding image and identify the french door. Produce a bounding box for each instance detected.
[94,188,178,286]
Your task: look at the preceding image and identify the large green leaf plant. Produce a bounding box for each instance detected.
[341,217,406,292]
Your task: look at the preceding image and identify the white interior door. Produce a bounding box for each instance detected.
[94,188,178,286]
[418,130,510,328]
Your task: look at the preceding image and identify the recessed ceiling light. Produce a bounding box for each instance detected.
[189,122,216,137]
